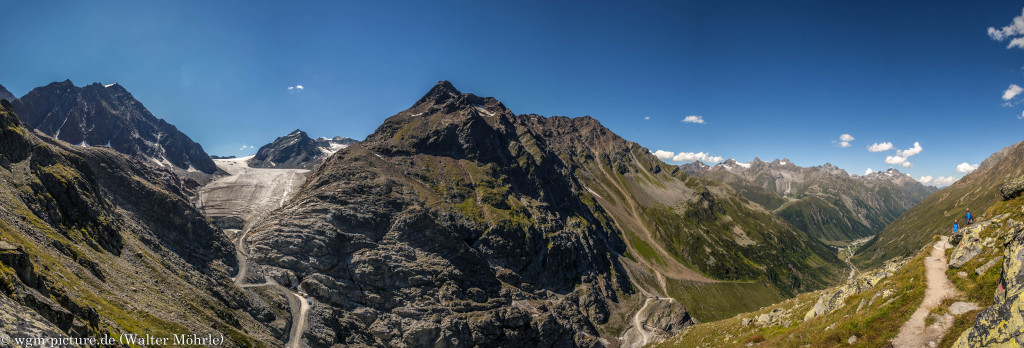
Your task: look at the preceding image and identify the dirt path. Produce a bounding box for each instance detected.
[633,298,654,345]
[892,236,958,348]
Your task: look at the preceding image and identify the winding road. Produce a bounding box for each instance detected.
[201,157,312,348]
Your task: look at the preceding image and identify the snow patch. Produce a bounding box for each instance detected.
[103,83,117,88]
[584,186,603,200]
[474,105,495,117]
[737,162,751,168]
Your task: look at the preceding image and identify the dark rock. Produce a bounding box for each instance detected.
[11,80,218,173]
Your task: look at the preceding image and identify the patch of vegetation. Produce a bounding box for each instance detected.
[656,249,926,347]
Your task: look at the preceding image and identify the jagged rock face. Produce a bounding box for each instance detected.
[953,218,1024,347]
[247,129,354,169]
[857,140,1024,268]
[0,83,15,102]
[11,80,217,174]
[0,101,286,345]
[246,81,843,347]
[697,159,936,243]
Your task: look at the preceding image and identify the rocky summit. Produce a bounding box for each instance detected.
[10,80,218,174]
[247,129,356,169]
[240,81,844,347]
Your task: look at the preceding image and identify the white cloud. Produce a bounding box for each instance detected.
[1004,84,1024,101]
[287,84,305,92]
[672,151,723,163]
[917,175,954,186]
[644,116,651,120]
[682,115,705,124]
[989,8,1024,42]
[865,168,874,175]
[956,162,979,173]
[867,142,894,152]
[652,150,675,161]
[1020,110,1024,120]
[240,144,255,151]
[896,142,923,157]
[1010,37,1024,49]
[835,133,854,147]
[885,155,912,167]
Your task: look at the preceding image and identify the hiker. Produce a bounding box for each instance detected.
[953,219,959,233]
[965,208,973,225]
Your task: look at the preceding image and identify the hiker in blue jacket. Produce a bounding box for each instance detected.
[953,219,959,233]
[965,208,973,225]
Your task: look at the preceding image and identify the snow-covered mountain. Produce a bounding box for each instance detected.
[247,129,356,169]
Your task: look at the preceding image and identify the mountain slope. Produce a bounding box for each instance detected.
[691,159,936,243]
[0,83,14,101]
[242,81,844,346]
[10,80,218,174]
[0,100,288,345]
[247,129,354,169]
[855,140,1024,268]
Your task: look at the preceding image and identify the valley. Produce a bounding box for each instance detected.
[0,79,1021,347]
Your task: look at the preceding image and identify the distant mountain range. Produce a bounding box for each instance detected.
[3,80,218,174]
[247,130,356,169]
[684,158,936,243]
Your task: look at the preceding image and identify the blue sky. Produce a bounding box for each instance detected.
[2,1,1023,186]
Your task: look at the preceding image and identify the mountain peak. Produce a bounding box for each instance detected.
[0,83,15,101]
[287,129,307,137]
[414,80,462,107]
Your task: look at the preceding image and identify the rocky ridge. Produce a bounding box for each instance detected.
[10,80,218,174]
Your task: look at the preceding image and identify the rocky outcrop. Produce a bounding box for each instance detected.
[11,80,217,174]
[949,221,994,268]
[953,218,1024,347]
[1002,175,1024,200]
[804,258,905,320]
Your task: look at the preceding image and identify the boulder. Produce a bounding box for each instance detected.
[1001,175,1024,200]
[949,225,985,268]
